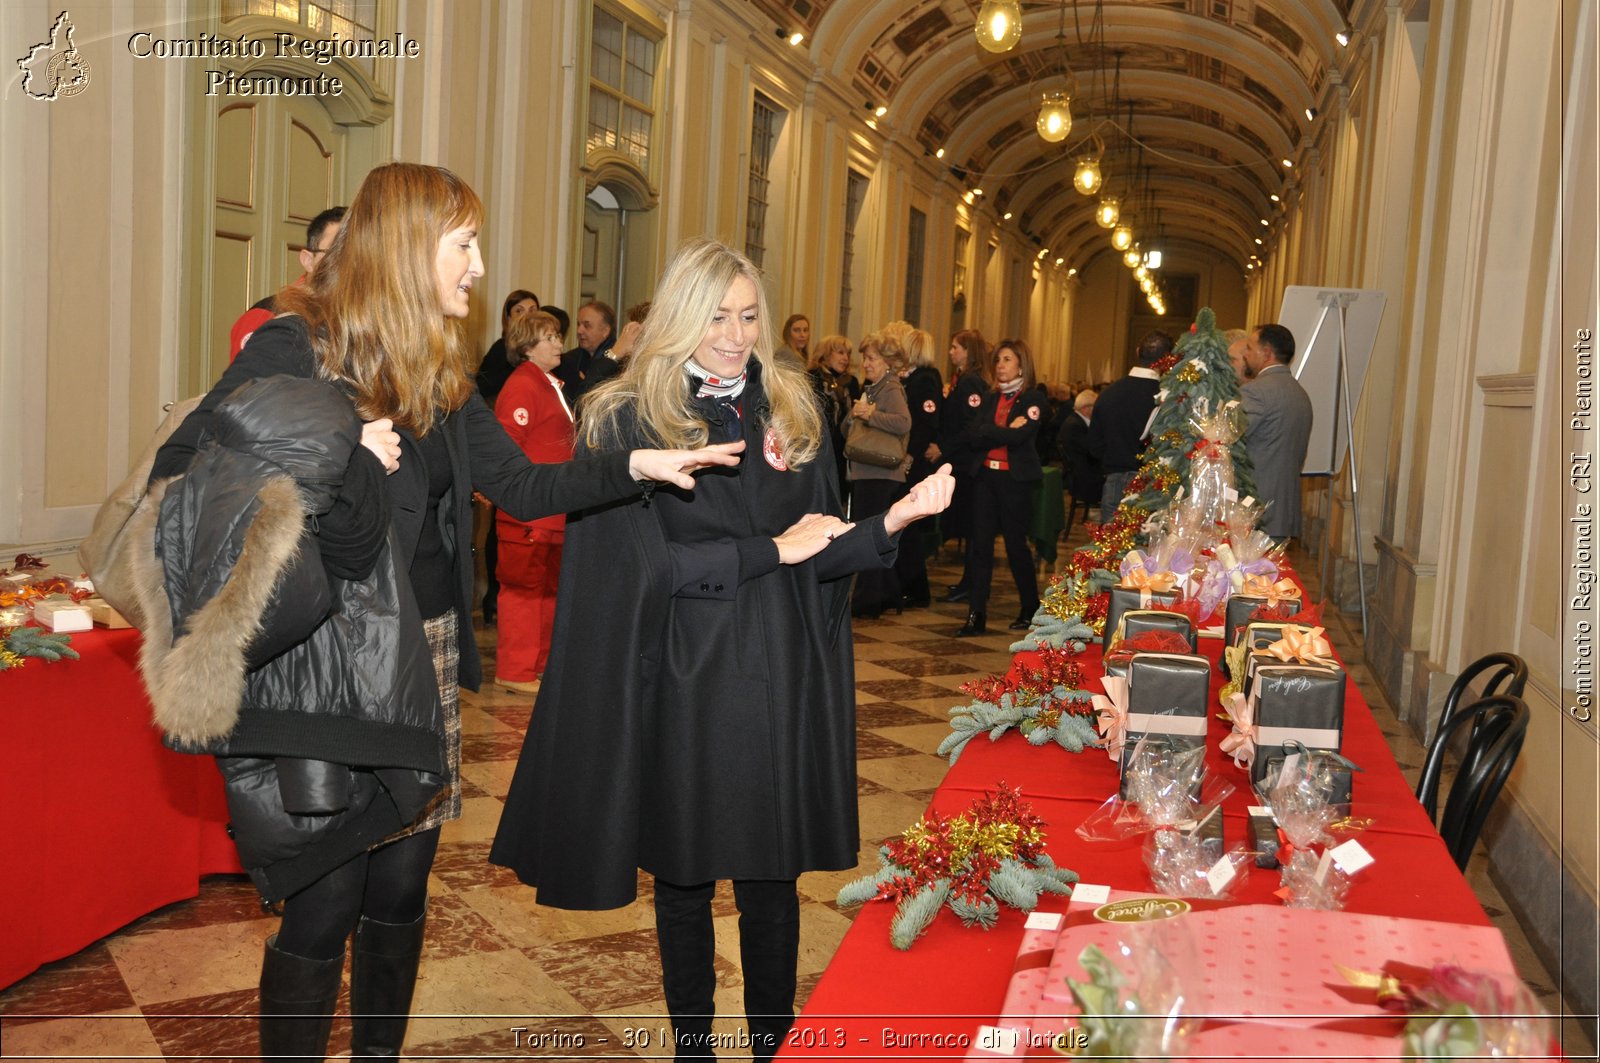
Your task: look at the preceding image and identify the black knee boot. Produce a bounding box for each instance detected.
[654,879,718,1060]
[259,935,343,1063]
[733,880,799,1061]
[349,910,426,1059]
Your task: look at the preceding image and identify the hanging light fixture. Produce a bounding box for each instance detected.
[1074,152,1103,194]
[1122,243,1141,268]
[974,0,1022,52]
[1112,222,1134,251]
[1095,195,1120,228]
[1036,2,1076,143]
[1134,265,1149,280]
[1037,92,1073,142]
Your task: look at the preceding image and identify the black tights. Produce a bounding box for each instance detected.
[275,828,439,961]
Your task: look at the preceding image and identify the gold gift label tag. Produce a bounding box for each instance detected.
[1092,896,1191,923]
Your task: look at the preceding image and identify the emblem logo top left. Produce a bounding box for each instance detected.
[17,12,92,101]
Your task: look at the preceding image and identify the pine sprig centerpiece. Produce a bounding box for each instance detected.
[939,646,1099,761]
[837,785,1079,950]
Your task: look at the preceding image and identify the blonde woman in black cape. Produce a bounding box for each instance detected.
[491,238,953,1059]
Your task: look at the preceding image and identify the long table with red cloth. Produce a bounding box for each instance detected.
[784,600,1495,1058]
[0,626,241,989]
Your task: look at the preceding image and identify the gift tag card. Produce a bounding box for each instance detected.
[1224,487,1239,502]
[1070,883,1110,906]
[1024,911,1064,931]
[1314,849,1335,885]
[1205,855,1237,896]
[1242,495,1256,508]
[1330,839,1375,876]
[1248,804,1273,818]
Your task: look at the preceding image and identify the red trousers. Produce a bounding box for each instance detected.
[494,531,563,682]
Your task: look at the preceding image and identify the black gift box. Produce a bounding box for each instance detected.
[1117,653,1212,798]
[1223,593,1303,657]
[1238,622,1292,698]
[1103,584,1182,653]
[1177,807,1225,862]
[1247,663,1348,798]
[1111,609,1199,653]
[1248,806,1282,868]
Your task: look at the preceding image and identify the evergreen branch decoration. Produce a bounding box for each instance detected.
[837,785,1079,950]
[1,625,80,670]
[940,647,1098,762]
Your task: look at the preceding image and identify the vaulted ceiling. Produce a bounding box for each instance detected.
[746,0,1352,274]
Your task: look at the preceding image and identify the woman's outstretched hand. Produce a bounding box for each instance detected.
[774,513,856,564]
[884,463,955,534]
[628,440,746,489]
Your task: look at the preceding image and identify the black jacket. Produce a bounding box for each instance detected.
[151,316,643,693]
[133,376,445,900]
[1087,370,1161,474]
[939,368,988,465]
[901,365,944,481]
[965,386,1047,482]
[491,360,901,909]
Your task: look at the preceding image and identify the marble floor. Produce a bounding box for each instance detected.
[2,525,1595,1061]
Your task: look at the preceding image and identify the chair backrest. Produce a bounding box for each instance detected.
[1424,695,1530,869]
[1418,652,1528,819]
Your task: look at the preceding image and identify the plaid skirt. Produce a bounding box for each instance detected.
[383,611,462,841]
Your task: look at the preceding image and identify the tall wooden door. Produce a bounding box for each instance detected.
[202,97,346,392]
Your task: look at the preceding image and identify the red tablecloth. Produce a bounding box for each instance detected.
[0,627,241,989]
[787,615,1493,1058]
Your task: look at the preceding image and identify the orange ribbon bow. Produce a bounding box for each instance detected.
[1239,574,1299,605]
[1263,624,1334,666]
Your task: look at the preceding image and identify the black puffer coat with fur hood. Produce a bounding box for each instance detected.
[123,375,444,901]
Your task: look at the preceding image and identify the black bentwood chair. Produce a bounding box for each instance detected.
[1416,694,1530,870]
[1416,652,1529,821]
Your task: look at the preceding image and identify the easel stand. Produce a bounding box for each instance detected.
[1296,290,1370,636]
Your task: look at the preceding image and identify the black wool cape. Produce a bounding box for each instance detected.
[490,367,897,910]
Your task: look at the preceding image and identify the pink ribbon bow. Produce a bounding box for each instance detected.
[1219,690,1258,768]
[1090,675,1131,764]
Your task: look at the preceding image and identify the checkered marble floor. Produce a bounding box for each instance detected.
[3,530,1593,1061]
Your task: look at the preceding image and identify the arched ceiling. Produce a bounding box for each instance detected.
[744,0,1354,272]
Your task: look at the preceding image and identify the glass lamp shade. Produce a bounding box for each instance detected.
[1073,157,1103,195]
[1134,265,1149,280]
[1112,223,1134,251]
[1121,244,1141,267]
[975,0,1022,52]
[1036,92,1072,143]
[1095,196,1120,228]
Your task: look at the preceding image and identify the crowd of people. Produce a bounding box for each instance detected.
[148,163,1311,1062]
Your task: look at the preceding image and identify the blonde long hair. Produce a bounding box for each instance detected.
[581,239,823,466]
[276,163,481,435]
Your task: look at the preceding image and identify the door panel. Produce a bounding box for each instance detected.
[201,96,342,388]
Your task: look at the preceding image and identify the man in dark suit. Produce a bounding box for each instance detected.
[555,299,617,406]
[1087,331,1172,522]
[1240,323,1314,540]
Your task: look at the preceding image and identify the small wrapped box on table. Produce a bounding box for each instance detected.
[1248,805,1284,868]
[1247,662,1350,805]
[32,595,92,632]
[1102,583,1183,654]
[1223,586,1303,650]
[1109,608,1198,654]
[1236,621,1291,697]
[1115,652,1212,798]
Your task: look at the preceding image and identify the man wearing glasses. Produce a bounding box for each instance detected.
[227,206,345,360]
